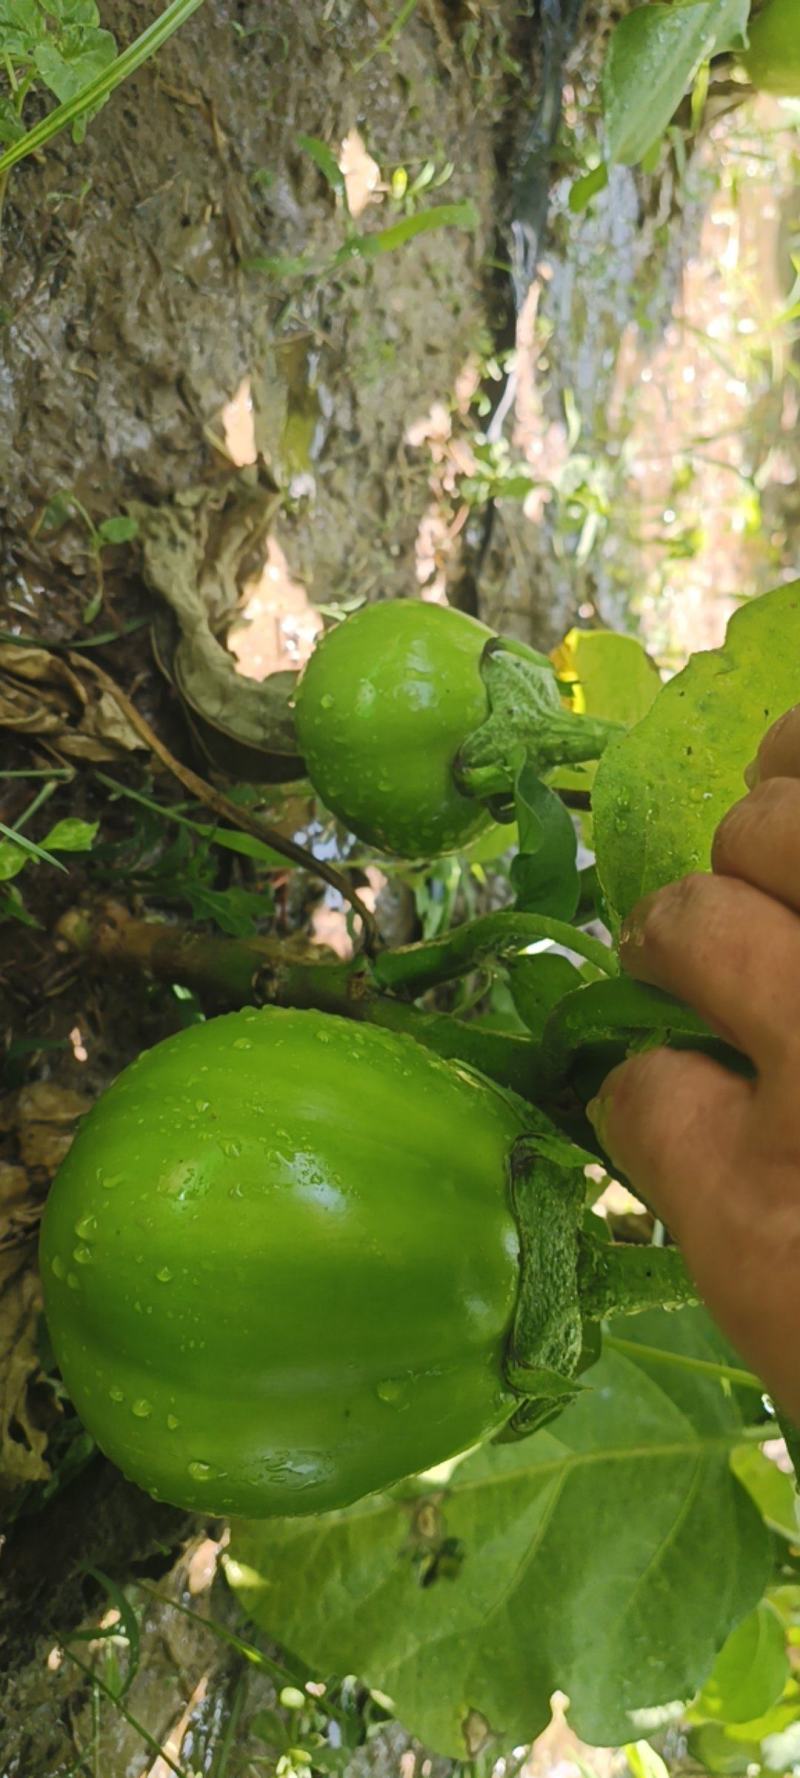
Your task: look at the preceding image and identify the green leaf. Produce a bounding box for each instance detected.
[730,1444,800,1542]
[354,0,421,68]
[510,768,580,920]
[81,585,103,625]
[687,1721,760,1774]
[640,135,664,174]
[0,821,66,871]
[623,1741,670,1778]
[553,626,662,729]
[0,0,45,56]
[0,883,39,925]
[0,100,26,144]
[245,252,313,280]
[182,882,272,937]
[40,490,77,533]
[550,626,661,805]
[42,817,98,852]
[694,1605,789,1725]
[45,0,101,23]
[346,200,478,259]
[96,775,289,872]
[229,1308,769,1759]
[33,28,116,104]
[568,162,609,213]
[297,132,348,209]
[0,838,30,881]
[195,825,287,870]
[691,1673,800,1751]
[506,952,584,1039]
[603,0,750,166]
[593,581,800,922]
[96,514,139,545]
[0,0,41,29]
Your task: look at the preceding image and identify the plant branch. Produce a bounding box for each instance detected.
[58,902,546,1100]
[366,998,544,1098]
[373,910,617,995]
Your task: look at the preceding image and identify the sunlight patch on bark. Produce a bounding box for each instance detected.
[229,538,322,681]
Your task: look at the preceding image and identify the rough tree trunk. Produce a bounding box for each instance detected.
[0,0,700,648]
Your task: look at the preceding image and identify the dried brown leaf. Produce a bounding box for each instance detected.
[16,1082,92,1179]
[0,1163,37,1250]
[133,486,304,780]
[0,644,144,760]
[0,1083,92,1497]
[0,1244,49,1490]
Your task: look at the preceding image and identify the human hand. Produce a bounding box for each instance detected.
[588,705,800,1420]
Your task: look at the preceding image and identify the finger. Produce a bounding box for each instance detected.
[747,703,800,785]
[587,1047,751,1244]
[712,777,800,916]
[592,1054,800,1423]
[619,871,800,1070]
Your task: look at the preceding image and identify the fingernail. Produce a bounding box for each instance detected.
[743,758,758,789]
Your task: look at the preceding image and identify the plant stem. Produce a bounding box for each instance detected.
[58,902,362,1007]
[59,903,546,1099]
[366,998,546,1098]
[604,1334,763,1393]
[0,768,75,779]
[578,1237,699,1321]
[373,910,617,995]
[455,640,624,802]
[11,777,60,830]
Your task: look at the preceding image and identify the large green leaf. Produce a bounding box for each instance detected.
[550,628,661,829]
[510,768,580,919]
[593,582,800,922]
[552,627,662,742]
[227,1310,769,1760]
[33,31,118,104]
[693,1604,789,1725]
[730,1444,800,1542]
[603,0,750,166]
